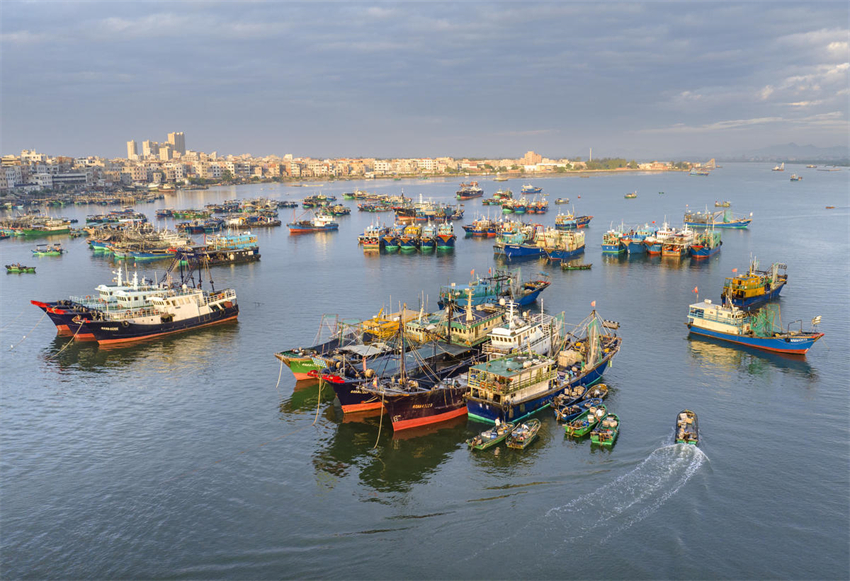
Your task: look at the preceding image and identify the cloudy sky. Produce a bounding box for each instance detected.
[2,2,848,159]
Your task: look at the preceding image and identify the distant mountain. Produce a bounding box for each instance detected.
[722,143,850,162]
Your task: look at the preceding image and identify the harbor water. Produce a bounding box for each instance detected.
[1,163,848,579]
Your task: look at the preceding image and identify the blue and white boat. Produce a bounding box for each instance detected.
[684,208,752,229]
[522,184,543,194]
[686,300,823,354]
[467,310,621,424]
[542,229,586,261]
[601,228,625,254]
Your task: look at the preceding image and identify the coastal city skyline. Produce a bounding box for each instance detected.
[2,2,848,159]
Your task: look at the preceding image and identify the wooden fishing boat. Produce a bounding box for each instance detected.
[506,419,541,449]
[590,413,619,446]
[562,263,592,271]
[624,191,637,199]
[583,383,609,400]
[555,198,570,204]
[466,421,515,450]
[714,201,731,207]
[675,410,699,445]
[32,243,64,256]
[552,384,587,410]
[565,404,607,437]
[6,263,36,274]
[553,397,602,422]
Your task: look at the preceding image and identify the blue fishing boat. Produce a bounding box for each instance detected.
[601,229,625,254]
[437,268,550,309]
[420,223,436,251]
[436,222,456,249]
[542,229,586,261]
[522,184,543,194]
[467,310,621,424]
[686,300,823,354]
[689,230,722,259]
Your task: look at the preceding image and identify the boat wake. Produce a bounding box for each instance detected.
[544,444,708,546]
[460,444,707,564]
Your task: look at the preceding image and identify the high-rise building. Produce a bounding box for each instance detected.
[126,140,138,160]
[142,140,159,157]
[167,132,186,154]
[159,145,172,161]
[522,150,542,165]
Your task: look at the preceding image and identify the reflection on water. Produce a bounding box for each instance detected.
[40,323,240,373]
[687,334,816,379]
[279,379,336,414]
[313,412,467,494]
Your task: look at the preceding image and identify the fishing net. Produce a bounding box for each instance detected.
[751,304,782,337]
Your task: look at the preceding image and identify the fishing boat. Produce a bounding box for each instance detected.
[500,227,546,259]
[561,263,591,271]
[419,223,437,251]
[462,217,499,237]
[555,212,593,230]
[287,213,339,233]
[436,222,457,249]
[6,263,36,274]
[790,174,802,181]
[552,384,587,411]
[505,419,541,449]
[621,225,655,254]
[806,165,816,168]
[553,398,601,422]
[334,303,504,416]
[675,410,699,445]
[684,208,752,229]
[521,184,543,194]
[482,300,564,359]
[543,229,586,261]
[555,198,570,205]
[437,268,550,308]
[31,268,168,336]
[456,182,484,200]
[590,413,619,445]
[688,230,722,259]
[381,224,403,251]
[715,201,731,207]
[624,191,637,199]
[583,383,609,400]
[32,243,64,256]
[689,168,710,176]
[686,300,823,354]
[399,224,422,250]
[643,222,678,254]
[566,404,607,437]
[494,176,509,182]
[467,309,621,424]
[661,227,695,258]
[467,421,515,450]
[721,259,787,309]
[601,229,625,254]
[327,204,351,216]
[772,162,785,171]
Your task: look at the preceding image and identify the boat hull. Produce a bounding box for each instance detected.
[687,324,822,354]
[722,282,786,309]
[685,219,751,229]
[545,246,585,261]
[467,357,611,424]
[383,386,468,431]
[76,305,239,344]
[503,244,545,259]
[689,242,722,259]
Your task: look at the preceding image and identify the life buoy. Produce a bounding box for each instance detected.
[122,321,129,328]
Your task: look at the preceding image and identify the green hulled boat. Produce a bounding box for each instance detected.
[32,243,64,256]
[562,263,592,271]
[566,404,607,437]
[506,419,540,449]
[590,413,619,446]
[467,421,515,450]
[5,263,36,273]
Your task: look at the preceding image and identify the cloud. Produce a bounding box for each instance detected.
[759,85,775,100]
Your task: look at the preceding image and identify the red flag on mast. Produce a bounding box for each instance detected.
[693,286,699,294]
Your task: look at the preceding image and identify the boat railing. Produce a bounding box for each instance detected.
[470,371,555,395]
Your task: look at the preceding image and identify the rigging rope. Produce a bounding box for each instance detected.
[373,391,385,449]
[46,321,85,359]
[0,308,28,333]
[312,376,324,426]
[274,358,283,394]
[8,312,46,351]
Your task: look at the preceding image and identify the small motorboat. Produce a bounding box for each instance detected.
[467,421,515,450]
[583,383,609,400]
[6,263,36,274]
[590,413,619,446]
[624,191,637,199]
[554,398,602,422]
[555,198,570,205]
[566,404,607,437]
[506,419,541,449]
[562,263,592,271]
[714,201,731,207]
[32,243,64,256]
[552,384,586,409]
[675,410,699,445]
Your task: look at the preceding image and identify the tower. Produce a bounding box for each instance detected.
[126,140,138,160]
[167,132,186,154]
